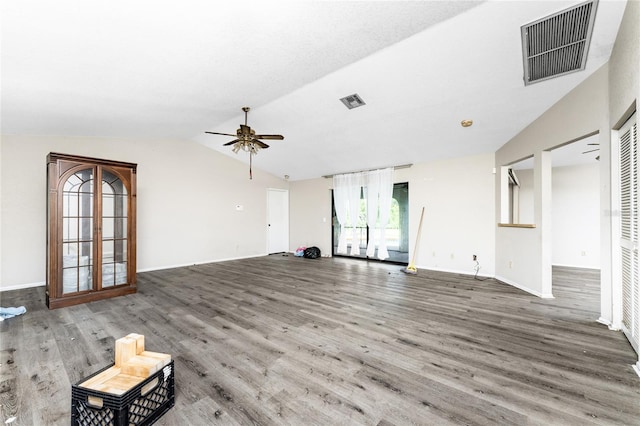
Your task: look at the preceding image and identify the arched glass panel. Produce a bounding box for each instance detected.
[102,170,128,287]
[62,168,93,294]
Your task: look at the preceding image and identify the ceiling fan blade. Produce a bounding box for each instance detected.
[582,148,599,154]
[205,131,237,137]
[254,134,284,140]
[253,140,270,149]
[223,139,241,146]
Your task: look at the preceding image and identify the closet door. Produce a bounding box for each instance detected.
[620,113,639,354]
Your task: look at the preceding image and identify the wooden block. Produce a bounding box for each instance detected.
[120,355,164,377]
[140,351,172,367]
[79,367,148,395]
[126,333,145,355]
[115,336,137,367]
[96,373,146,395]
[79,366,122,390]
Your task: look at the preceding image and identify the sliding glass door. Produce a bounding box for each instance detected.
[332,182,408,263]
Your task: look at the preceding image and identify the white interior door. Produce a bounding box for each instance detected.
[268,189,289,254]
[619,113,639,355]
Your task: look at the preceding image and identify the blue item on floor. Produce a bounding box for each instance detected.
[0,306,26,321]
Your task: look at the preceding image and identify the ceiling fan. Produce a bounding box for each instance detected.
[582,142,600,161]
[205,107,284,179]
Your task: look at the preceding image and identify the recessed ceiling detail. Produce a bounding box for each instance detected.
[340,93,366,109]
[521,0,598,86]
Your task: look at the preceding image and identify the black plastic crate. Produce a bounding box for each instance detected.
[71,360,174,426]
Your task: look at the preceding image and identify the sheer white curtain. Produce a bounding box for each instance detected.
[335,168,392,259]
[365,170,380,257]
[376,168,394,260]
[332,174,350,254]
[347,173,363,255]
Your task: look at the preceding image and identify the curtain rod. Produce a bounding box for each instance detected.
[322,163,412,179]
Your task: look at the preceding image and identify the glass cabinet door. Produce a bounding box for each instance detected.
[101,170,128,288]
[61,168,94,294]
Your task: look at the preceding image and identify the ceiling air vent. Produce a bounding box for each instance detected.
[340,93,366,109]
[521,0,598,85]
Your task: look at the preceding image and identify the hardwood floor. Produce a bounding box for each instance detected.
[1,256,638,425]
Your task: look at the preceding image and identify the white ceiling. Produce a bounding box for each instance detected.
[1,1,627,180]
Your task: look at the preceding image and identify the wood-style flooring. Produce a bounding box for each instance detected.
[1,256,639,425]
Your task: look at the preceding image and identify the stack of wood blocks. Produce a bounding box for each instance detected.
[79,333,171,395]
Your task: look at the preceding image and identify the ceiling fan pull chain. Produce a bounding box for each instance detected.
[250,151,253,180]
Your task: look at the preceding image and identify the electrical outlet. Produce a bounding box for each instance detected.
[450,253,454,259]
[508,260,513,269]
[581,251,586,256]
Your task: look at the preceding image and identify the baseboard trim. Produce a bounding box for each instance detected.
[0,281,45,292]
[494,275,554,299]
[552,263,601,270]
[596,317,613,330]
[416,265,494,278]
[137,253,269,273]
[1,254,270,292]
[597,318,624,331]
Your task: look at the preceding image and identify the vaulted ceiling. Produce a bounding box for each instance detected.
[1,1,627,180]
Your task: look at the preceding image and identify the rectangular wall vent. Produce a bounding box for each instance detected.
[340,93,366,109]
[521,0,598,85]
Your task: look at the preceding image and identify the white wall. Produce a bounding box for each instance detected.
[0,134,287,290]
[608,0,639,124]
[401,154,496,276]
[504,161,602,272]
[289,178,333,256]
[495,65,610,298]
[289,153,496,277]
[552,163,600,268]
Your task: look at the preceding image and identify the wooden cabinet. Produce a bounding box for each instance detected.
[46,153,137,309]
